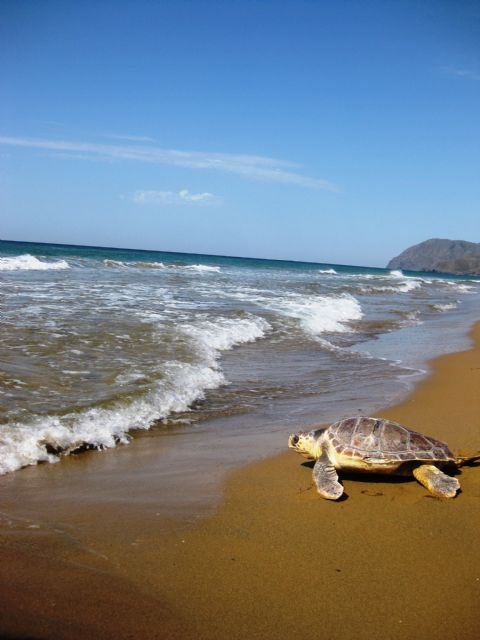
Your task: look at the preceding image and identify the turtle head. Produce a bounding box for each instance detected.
[288,428,326,459]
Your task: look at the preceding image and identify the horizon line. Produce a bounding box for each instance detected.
[0,237,386,271]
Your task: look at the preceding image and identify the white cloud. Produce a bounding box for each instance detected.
[131,189,219,205]
[102,133,157,143]
[0,135,339,192]
[440,65,480,81]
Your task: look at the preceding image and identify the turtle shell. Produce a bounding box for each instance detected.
[327,416,455,463]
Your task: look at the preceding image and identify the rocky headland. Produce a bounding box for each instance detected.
[387,238,480,275]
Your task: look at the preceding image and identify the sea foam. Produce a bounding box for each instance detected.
[184,264,221,273]
[0,254,70,271]
[296,294,363,336]
[0,363,224,474]
[264,293,363,337]
[182,315,271,366]
[355,270,423,294]
[103,259,220,273]
[0,314,270,475]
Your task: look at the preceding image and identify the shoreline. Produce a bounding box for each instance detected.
[1,324,480,639]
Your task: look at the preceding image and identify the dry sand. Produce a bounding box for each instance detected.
[1,325,480,640]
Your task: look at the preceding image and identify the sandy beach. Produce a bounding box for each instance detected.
[1,324,480,640]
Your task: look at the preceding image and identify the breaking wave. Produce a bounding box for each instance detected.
[431,302,458,312]
[263,293,363,337]
[0,314,270,475]
[0,254,70,271]
[103,259,220,272]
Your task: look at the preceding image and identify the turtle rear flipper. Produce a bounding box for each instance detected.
[313,453,344,500]
[413,464,460,498]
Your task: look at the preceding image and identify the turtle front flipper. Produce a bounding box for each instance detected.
[413,464,460,498]
[313,452,344,500]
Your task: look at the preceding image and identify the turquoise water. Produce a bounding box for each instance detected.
[1,239,479,475]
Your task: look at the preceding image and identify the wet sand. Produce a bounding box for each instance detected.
[1,325,480,639]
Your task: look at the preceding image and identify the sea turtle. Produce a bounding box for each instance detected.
[288,416,480,500]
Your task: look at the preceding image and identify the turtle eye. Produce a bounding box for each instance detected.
[291,434,299,445]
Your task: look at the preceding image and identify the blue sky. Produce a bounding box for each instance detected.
[1,0,479,266]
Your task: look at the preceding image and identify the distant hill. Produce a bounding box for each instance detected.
[387,239,480,275]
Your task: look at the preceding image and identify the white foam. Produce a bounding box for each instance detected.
[398,310,423,327]
[397,279,421,292]
[454,283,476,293]
[103,259,166,269]
[222,288,363,337]
[0,254,70,271]
[318,268,337,274]
[0,314,270,475]
[432,302,458,312]
[358,271,423,293]
[103,259,128,268]
[103,259,221,273]
[265,293,363,336]
[0,363,224,475]
[182,315,271,366]
[184,264,221,273]
[299,294,363,335]
[381,280,421,293]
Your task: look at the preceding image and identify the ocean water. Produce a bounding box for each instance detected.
[1,239,479,476]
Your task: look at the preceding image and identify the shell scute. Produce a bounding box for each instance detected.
[347,417,382,452]
[409,432,431,450]
[382,421,409,451]
[328,417,455,463]
[336,418,357,439]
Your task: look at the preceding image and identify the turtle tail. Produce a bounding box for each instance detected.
[454,452,480,467]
